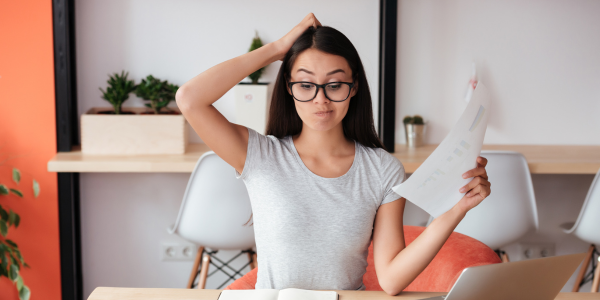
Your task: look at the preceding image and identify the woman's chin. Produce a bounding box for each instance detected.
[306,120,341,132]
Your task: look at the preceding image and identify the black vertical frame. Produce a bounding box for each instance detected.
[378,0,398,152]
[53,0,82,300]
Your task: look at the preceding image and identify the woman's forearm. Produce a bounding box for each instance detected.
[176,41,282,110]
[381,206,466,295]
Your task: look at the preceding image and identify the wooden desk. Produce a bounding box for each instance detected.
[47,144,600,174]
[88,287,600,300]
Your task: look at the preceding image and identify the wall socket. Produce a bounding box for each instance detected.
[160,243,198,261]
[517,242,556,260]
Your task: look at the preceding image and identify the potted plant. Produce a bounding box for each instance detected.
[134,75,164,114]
[159,82,180,114]
[135,75,180,115]
[1,161,40,300]
[98,71,136,114]
[248,32,265,85]
[403,115,426,147]
[234,31,273,134]
[80,71,188,155]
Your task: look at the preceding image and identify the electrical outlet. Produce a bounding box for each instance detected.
[160,243,198,261]
[517,242,555,260]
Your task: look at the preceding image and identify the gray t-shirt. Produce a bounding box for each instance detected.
[236,128,405,290]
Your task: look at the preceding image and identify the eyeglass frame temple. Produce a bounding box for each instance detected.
[287,81,355,102]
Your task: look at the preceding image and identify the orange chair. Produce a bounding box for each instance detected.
[225,225,501,292]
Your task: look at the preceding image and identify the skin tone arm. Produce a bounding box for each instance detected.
[175,14,321,174]
[373,157,492,295]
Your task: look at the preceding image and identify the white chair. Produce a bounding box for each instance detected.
[561,168,600,292]
[169,151,256,289]
[430,151,539,262]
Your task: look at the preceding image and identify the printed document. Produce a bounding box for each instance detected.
[392,82,492,218]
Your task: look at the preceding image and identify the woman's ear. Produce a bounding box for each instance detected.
[350,81,358,97]
[285,80,292,95]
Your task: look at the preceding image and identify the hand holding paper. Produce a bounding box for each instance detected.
[456,155,491,212]
[392,82,492,218]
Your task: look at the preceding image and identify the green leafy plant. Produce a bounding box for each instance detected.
[403,115,425,125]
[134,75,179,114]
[99,70,136,114]
[158,81,180,113]
[248,31,265,84]
[1,161,39,300]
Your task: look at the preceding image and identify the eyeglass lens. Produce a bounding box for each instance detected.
[291,83,350,101]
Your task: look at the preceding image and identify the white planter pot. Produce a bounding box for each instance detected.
[81,107,189,155]
[234,83,273,135]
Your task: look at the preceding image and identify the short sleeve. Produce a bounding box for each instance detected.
[235,127,268,181]
[378,149,406,206]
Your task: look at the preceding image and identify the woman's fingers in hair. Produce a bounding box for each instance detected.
[303,13,321,28]
[275,13,322,60]
[308,13,322,28]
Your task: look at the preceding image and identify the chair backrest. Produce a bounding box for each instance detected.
[224,225,502,292]
[169,151,255,250]
[564,168,600,245]
[451,151,539,250]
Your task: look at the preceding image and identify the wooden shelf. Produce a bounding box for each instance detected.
[48,144,211,173]
[393,144,600,175]
[47,144,600,174]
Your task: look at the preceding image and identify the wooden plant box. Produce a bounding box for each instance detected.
[81,107,189,155]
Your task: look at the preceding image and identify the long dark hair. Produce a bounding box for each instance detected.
[265,26,385,150]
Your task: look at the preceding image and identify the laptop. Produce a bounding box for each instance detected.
[420,252,586,300]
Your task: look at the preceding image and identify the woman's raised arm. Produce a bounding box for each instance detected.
[175,13,321,174]
[372,156,492,295]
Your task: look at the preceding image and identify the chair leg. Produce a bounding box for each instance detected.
[573,244,595,292]
[501,252,510,263]
[198,253,211,289]
[592,255,600,293]
[187,246,204,289]
[247,249,257,270]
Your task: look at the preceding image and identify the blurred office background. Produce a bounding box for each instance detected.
[1,1,599,299]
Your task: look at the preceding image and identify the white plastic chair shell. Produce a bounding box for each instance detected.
[169,151,255,251]
[562,168,600,245]
[447,151,539,249]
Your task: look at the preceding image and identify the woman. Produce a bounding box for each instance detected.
[176,13,491,295]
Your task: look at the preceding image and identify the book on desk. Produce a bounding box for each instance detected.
[218,288,338,300]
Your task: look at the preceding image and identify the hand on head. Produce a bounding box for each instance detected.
[274,13,322,61]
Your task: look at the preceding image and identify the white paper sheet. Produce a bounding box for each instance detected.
[392,82,492,218]
[279,288,338,300]
[218,289,280,300]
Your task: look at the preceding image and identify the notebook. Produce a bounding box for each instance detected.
[218,288,339,300]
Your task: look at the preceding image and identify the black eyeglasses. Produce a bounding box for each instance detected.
[288,81,355,102]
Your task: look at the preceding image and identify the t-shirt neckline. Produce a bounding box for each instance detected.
[286,135,360,181]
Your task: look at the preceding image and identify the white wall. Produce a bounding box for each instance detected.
[76,0,381,143]
[396,0,600,145]
[75,0,380,298]
[397,0,600,292]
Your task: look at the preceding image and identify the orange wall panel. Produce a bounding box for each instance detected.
[0,1,61,300]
